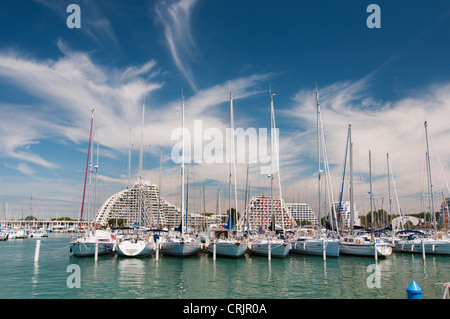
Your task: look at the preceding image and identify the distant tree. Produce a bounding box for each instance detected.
[108,218,125,228]
[300,220,312,227]
[23,215,38,221]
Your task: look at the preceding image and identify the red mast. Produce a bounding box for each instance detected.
[79,109,94,231]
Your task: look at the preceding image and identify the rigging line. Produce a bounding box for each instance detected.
[428,130,450,196]
[388,156,405,230]
[271,93,287,229]
[338,127,350,231]
[319,111,338,232]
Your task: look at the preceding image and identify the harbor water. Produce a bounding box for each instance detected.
[0,234,449,299]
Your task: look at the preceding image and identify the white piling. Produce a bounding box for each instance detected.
[34,239,41,263]
[422,239,426,261]
[322,238,326,262]
[374,242,378,262]
[155,238,159,262]
[213,240,216,261]
[94,241,99,262]
[268,241,271,262]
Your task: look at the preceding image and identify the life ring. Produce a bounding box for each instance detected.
[219,225,223,229]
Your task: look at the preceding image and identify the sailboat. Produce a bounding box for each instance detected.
[160,95,200,257]
[208,91,248,258]
[339,150,392,258]
[116,227,154,257]
[115,181,154,257]
[115,101,154,258]
[248,92,290,258]
[291,88,339,257]
[70,110,115,257]
[395,121,450,255]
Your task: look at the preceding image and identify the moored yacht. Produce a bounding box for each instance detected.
[248,235,290,257]
[340,234,392,257]
[395,231,450,255]
[291,228,340,257]
[207,226,248,258]
[115,227,154,257]
[70,229,115,257]
[160,230,200,256]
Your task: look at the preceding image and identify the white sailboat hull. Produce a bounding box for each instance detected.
[116,240,154,257]
[208,241,248,257]
[161,240,200,256]
[12,230,27,239]
[70,242,114,257]
[340,242,392,257]
[395,238,450,255]
[291,238,340,257]
[249,241,290,257]
[69,230,115,257]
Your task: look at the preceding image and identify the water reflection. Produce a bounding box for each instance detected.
[2,235,450,299]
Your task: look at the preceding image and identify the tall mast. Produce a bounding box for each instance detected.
[158,146,162,229]
[216,187,221,215]
[185,164,189,231]
[227,90,238,233]
[270,91,275,232]
[128,128,132,188]
[243,162,250,233]
[387,153,392,228]
[30,194,33,225]
[79,109,94,231]
[349,125,354,231]
[139,98,145,175]
[369,150,374,242]
[232,93,238,231]
[316,88,322,234]
[424,121,437,238]
[181,94,185,234]
[202,182,206,231]
[94,140,99,223]
[228,91,233,233]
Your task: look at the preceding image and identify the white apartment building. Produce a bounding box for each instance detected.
[286,203,318,226]
[331,201,361,229]
[240,195,297,231]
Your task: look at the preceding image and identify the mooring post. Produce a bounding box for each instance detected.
[34,239,41,263]
[94,241,99,262]
[155,238,159,262]
[422,239,426,262]
[374,242,378,262]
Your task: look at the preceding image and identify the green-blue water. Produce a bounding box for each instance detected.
[1,234,449,299]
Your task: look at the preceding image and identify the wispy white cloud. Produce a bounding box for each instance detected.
[283,81,450,215]
[4,162,35,177]
[0,42,162,170]
[155,0,200,92]
[0,42,274,216]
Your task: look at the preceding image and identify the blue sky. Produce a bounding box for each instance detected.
[1,0,450,220]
